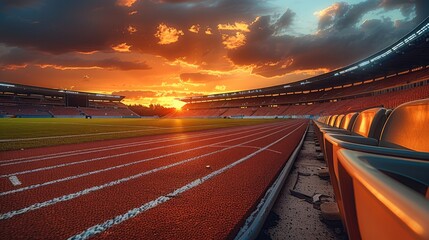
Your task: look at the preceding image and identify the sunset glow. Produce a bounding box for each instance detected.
[1,0,427,108]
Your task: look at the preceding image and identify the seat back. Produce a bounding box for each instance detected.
[380,99,429,152]
[340,112,358,131]
[335,114,345,128]
[329,115,338,127]
[351,108,387,139]
[337,149,429,240]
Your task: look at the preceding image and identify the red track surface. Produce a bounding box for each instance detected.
[0,120,308,239]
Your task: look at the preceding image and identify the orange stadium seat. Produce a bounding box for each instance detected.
[336,149,429,240]
[319,98,429,239]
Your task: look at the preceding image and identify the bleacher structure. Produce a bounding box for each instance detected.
[170,19,429,119]
[0,83,139,118]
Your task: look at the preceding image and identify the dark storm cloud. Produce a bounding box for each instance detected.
[318,0,380,31]
[0,0,40,8]
[0,0,129,53]
[0,47,151,70]
[273,9,296,33]
[228,0,428,77]
[0,0,427,78]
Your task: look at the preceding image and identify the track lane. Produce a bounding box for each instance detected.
[0,121,305,239]
[0,122,284,165]
[78,120,308,240]
[0,123,276,164]
[0,122,288,194]
[0,122,297,213]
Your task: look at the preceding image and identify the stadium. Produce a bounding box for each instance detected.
[0,2,429,240]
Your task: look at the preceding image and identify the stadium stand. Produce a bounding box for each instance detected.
[170,69,429,118]
[0,83,139,118]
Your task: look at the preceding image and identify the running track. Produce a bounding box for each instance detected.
[0,119,308,239]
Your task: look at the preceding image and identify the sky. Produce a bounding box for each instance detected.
[0,0,428,109]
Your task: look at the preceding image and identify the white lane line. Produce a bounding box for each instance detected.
[0,123,288,178]
[1,122,285,165]
[0,122,302,220]
[0,123,243,142]
[25,121,159,128]
[210,145,282,154]
[68,122,306,240]
[0,123,294,196]
[8,176,21,186]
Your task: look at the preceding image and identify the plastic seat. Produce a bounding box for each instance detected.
[329,115,338,127]
[379,99,429,152]
[323,99,429,239]
[340,112,358,131]
[336,149,429,240]
[335,114,345,128]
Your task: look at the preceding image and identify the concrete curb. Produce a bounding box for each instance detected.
[235,124,309,240]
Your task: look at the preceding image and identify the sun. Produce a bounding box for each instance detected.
[171,99,186,110]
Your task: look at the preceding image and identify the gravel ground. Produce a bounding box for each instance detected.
[258,124,346,240]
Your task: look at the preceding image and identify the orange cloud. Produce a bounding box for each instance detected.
[2,64,27,70]
[314,3,341,18]
[116,0,136,7]
[112,43,131,52]
[37,64,102,70]
[189,24,200,33]
[217,22,250,32]
[155,23,184,45]
[222,32,246,49]
[205,27,213,35]
[77,51,98,55]
[127,26,137,34]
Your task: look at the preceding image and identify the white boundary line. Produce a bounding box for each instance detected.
[0,123,287,178]
[67,122,306,240]
[1,122,285,165]
[0,122,302,220]
[0,123,293,196]
[0,122,252,142]
[209,145,282,154]
[235,122,308,240]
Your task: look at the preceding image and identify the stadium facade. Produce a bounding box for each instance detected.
[0,83,139,118]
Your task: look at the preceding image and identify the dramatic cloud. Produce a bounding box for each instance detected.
[228,1,427,77]
[218,22,250,32]
[189,24,200,33]
[273,9,296,33]
[155,23,185,45]
[180,72,221,82]
[0,47,150,71]
[222,32,247,49]
[116,0,136,7]
[112,43,131,52]
[0,0,427,106]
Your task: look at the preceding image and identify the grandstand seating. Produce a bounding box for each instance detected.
[173,68,429,118]
[0,87,139,118]
[314,99,429,239]
[48,106,83,117]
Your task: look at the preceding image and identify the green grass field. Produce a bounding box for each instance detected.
[0,118,283,151]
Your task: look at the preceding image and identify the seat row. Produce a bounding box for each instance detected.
[314,98,429,240]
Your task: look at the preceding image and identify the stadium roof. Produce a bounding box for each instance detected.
[0,82,124,101]
[182,17,429,102]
